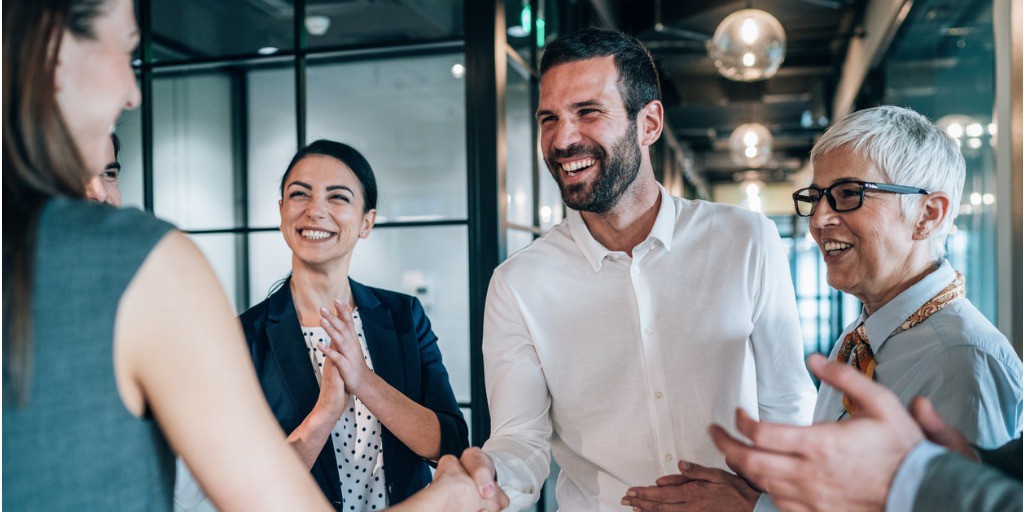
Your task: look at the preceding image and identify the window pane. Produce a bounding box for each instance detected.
[189,233,239,312]
[248,66,298,228]
[349,226,470,403]
[149,0,294,62]
[507,229,535,257]
[305,0,463,50]
[881,0,996,322]
[506,60,535,231]
[152,72,237,230]
[538,161,564,231]
[115,105,144,210]
[306,54,467,221]
[248,231,292,309]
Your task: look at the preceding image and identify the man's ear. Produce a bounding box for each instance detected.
[638,100,664,148]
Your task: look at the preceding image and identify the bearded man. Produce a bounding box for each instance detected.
[458,28,816,511]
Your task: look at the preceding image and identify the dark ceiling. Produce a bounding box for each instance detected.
[609,0,868,184]
[147,0,984,187]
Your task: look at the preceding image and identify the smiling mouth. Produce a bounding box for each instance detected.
[823,241,852,256]
[561,158,596,176]
[299,229,335,240]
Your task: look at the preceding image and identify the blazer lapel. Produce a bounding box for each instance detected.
[266,281,344,507]
[266,282,321,419]
[351,279,404,392]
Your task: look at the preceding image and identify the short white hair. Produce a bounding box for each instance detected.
[810,105,965,259]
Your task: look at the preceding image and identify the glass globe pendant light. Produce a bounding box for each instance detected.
[707,8,786,82]
[729,123,773,167]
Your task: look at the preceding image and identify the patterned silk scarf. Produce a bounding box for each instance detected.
[836,271,966,415]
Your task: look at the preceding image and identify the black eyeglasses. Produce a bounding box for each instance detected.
[792,180,929,217]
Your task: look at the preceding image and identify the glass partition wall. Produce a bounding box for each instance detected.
[130,0,484,451]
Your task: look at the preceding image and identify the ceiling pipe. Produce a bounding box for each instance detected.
[831,0,914,119]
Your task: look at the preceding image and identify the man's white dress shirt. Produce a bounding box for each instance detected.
[481,186,816,511]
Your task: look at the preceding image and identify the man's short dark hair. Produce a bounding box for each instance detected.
[539,27,661,118]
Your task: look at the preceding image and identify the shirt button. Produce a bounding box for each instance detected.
[664,454,673,461]
[655,391,663,399]
[644,327,653,336]
[633,267,641,274]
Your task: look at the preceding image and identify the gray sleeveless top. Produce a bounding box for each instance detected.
[3,198,176,511]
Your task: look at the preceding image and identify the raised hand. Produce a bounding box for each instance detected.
[318,299,375,396]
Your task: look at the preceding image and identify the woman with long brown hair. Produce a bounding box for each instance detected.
[1,1,504,510]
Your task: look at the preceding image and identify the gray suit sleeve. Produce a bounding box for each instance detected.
[912,445,1022,512]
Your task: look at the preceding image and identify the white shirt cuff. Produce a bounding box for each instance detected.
[886,440,946,511]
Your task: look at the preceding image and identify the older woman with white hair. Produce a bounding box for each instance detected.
[621,105,1021,512]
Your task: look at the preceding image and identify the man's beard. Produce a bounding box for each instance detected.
[545,120,642,214]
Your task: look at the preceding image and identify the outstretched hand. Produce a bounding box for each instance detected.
[427,454,509,512]
[708,354,925,512]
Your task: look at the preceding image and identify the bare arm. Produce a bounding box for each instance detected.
[114,232,330,511]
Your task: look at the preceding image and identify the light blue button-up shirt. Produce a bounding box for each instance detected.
[755,260,1022,512]
[813,259,1021,446]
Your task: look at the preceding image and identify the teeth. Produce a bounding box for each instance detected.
[561,158,596,173]
[301,229,333,240]
[823,241,851,252]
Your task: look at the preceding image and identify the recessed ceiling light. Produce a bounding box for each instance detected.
[257,46,279,55]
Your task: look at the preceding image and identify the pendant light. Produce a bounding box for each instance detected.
[729,123,773,167]
[707,7,786,82]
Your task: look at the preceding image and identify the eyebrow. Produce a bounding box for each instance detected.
[105,162,121,171]
[810,176,861,188]
[535,100,605,120]
[287,181,354,194]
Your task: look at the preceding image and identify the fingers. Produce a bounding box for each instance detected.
[910,397,976,460]
[679,459,731,483]
[806,354,902,419]
[733,408,806,455]
[459,447,498,499]
[622,484,688,507]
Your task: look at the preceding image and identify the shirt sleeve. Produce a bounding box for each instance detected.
[173,458,210,510]
[752,492,778,512]
[911,344,1022,447]
[749,215,817,425]
[886,440,947,512]
[480,272,554,510]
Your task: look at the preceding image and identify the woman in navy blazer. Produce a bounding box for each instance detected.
[243,140,468,510]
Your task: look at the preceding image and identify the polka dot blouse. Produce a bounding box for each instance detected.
[302,309,388,511]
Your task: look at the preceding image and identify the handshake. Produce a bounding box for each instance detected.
[418,448,509,512]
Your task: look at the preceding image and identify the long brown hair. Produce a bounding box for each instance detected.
[2,0,109,404]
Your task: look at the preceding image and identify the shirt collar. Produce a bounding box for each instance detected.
[566,184,676,272]
[863,259,956,351]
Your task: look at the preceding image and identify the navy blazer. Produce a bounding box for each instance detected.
[240,277,468,509]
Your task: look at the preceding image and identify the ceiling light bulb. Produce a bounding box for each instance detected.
[742,130,759,147]
[707,9,786,82]
[965,123,984,137]
[729,123,773,167]
[304,15,331,36]
[740,18,760,44]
